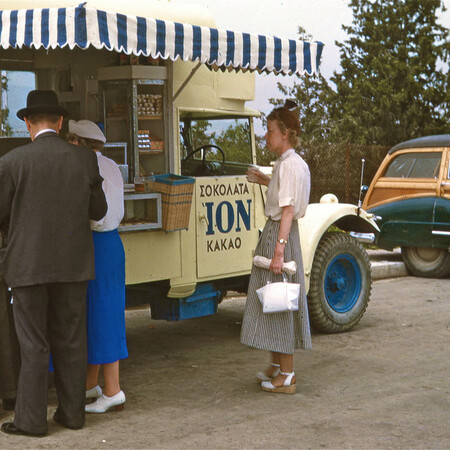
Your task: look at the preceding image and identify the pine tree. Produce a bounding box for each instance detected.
[274,1,449,147]
[332,0,449,146]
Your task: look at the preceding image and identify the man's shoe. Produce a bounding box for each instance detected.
[53,412,83,430]
[1,422,46,437]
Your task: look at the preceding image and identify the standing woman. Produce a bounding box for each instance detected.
[240,100,311,394]
[68,120,128,412]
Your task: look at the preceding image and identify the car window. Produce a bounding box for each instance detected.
[384,152,442,178]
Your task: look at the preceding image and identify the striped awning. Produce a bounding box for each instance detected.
[0,5,323,76]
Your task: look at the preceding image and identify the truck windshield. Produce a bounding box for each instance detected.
[180,117,252,165]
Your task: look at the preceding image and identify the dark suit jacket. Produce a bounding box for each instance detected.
[0,132,107,287]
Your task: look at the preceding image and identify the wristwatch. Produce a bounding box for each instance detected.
[278,238,288,245]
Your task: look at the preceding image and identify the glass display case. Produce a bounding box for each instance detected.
[98,65,168,232]
[119,192,162,232]
[103,142,128,183]
[98,66,168,182]
[134,79,166,177]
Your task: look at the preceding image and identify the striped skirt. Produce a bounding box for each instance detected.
[240,218,312,354]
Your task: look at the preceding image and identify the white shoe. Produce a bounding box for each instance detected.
[86,385,102,400]
[261,371,296,394]
[256,363,280,382]
[85,391,126,413]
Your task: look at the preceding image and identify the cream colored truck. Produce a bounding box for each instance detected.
[0,0,379,332]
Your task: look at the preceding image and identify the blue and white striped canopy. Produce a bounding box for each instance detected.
[0,5,323,76]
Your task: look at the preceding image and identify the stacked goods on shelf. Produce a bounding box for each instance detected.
[107,102,127,117]
[137,94,163,116]
[138,130,164,153]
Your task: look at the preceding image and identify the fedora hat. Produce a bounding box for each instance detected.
[17,90,68,120]
[68,120,106,143]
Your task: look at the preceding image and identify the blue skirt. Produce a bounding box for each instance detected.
[87,229,128,364]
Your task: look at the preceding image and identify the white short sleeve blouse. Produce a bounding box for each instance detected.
[90,152,124,232]
[264,149,311,221]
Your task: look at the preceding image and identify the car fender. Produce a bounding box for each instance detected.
[298,195,379,293]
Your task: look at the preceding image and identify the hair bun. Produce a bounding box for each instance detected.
[284,99,298,111]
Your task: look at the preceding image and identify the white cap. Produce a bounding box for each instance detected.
[68,119,106,143]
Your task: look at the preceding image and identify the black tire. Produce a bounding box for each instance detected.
[308,232,372,333]
[217,289,228,304]
[401,247,450,278]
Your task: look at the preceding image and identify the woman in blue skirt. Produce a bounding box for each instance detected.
[68,120,128,413]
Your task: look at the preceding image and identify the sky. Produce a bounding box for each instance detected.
[170,0,450,135]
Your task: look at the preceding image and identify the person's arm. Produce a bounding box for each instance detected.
[89,174,108,222]
[269,205,295,274]
[246,167,271,186]
[88,155,108,222]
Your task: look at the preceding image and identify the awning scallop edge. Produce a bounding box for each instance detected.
[0,5,324,76]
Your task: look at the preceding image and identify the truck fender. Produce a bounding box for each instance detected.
[298,194,380,293]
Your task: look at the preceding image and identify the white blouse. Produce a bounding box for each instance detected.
[264,149,311,221]
[90,152,124,232]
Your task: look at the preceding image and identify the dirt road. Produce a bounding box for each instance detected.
[1,277,449,449]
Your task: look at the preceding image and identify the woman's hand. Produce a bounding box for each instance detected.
[246,167,270,186]
[270,249,284,274]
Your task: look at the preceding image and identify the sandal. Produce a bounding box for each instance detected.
[261,371,296,394]
[256,363,280,382]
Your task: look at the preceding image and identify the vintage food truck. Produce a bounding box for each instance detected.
[0,0,379,333]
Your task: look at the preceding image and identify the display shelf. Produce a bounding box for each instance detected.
[119,192,162,232]
[139,150,164,155]
[138,115,163,120]
[106,115,127,120]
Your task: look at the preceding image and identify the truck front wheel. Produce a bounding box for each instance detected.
[308,232,371,333]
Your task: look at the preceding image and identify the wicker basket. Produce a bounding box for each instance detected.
[154,174,195,231]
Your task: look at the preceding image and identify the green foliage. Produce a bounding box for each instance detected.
[191,120,213,144]
[214,121,252,163]
[184,119,253,164]
[255,134,273,166]
[333,0,449,146]
[272,0,450,148]
[0,72,12,137]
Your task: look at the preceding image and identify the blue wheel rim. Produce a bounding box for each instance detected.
[324,253,362,313]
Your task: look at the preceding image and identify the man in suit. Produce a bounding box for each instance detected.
[0,222,20,412]
[0,90,108,437]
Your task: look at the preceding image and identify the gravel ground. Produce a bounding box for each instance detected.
[1,276,449,449]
